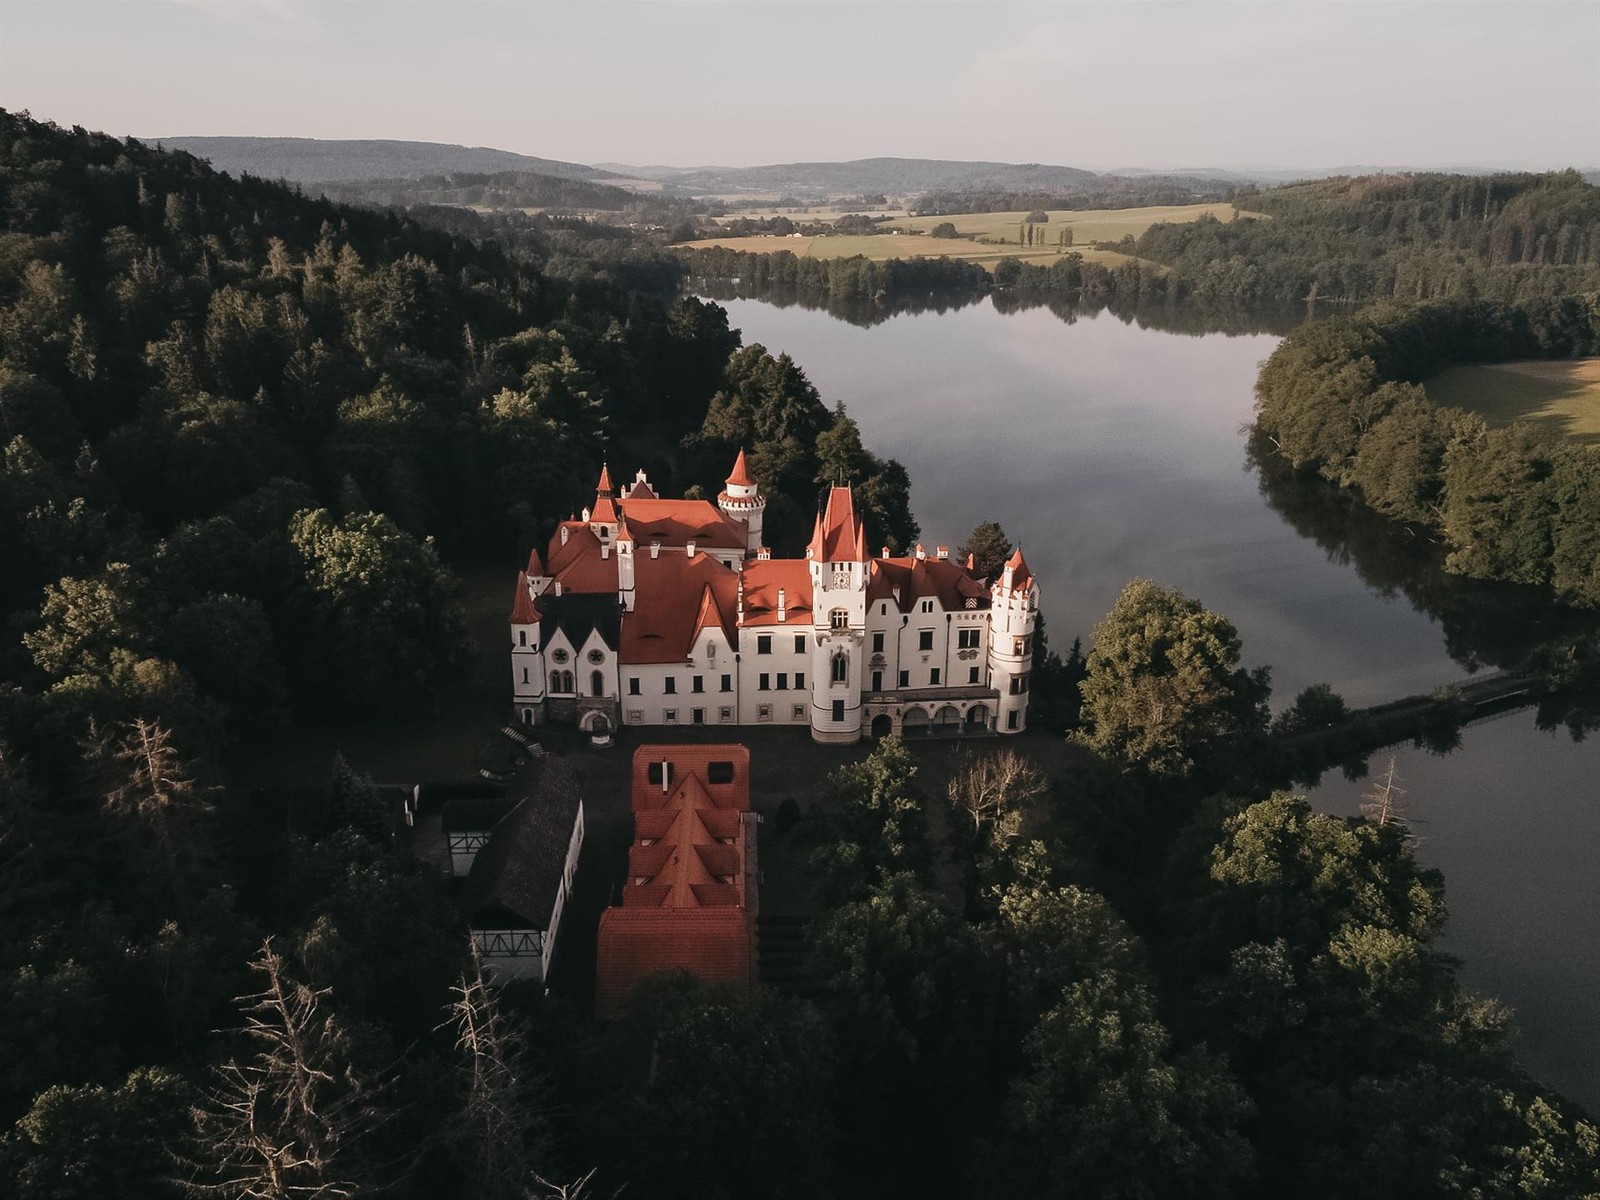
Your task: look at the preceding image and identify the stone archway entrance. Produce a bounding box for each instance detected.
[870,714,894,739]
[933,705,961,734]
[965,704,990,731]
[902,707,930,736]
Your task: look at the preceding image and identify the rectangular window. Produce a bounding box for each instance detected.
[776,673,787,690]
[708,761,735,784]
[758,704,773,722]
[664,677,676,695]
[663,708,677,723]
[720,673,732,692]
[958,628,980,649]
[872,632,885,653]
[922,600,934,613]
[1009,674,1031,695]
[759,673,770,691]
[872,670,883,692]
[792,704,806,720]
[930,668,941,685]
[757,634,772,655]
[692,675,704,693]
[692,708,705,725]
[831,699,845,722]
[521,667,529,684]
[518,630,527,646]
[628,677,640,695]
[969,666,980,684]
[794,634,806,654]
[626,708,643,723]
[1007,710,1019,730]
[898,670,909,688]
[918,630,934,651]
[795,672,805,689]
[719,706,734,722]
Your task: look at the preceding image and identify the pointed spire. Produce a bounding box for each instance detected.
[596,463,614,497]
[1002,545,1032,591]
[726,449,754,488]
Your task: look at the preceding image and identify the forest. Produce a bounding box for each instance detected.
[2,110,1599,1198]
[1253,295,1600,606]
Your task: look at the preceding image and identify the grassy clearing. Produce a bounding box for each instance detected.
[1425,359,1600,447]
[680,201,1245,274]
[680,232,1150,273]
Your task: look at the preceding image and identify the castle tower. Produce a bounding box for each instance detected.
[717,449,766,554]
[807,486,868,744]
[988,547,1038,735]
[511,560,547,725]
[587,464,619,544]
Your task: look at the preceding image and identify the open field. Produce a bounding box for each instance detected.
[679,231,1151,272]
[899,201,1249,245]
[1425,359,1600,447]
[681,201,1250,273]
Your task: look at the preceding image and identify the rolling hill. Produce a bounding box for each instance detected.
[144,135,619,184]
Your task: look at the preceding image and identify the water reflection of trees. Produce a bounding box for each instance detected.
[1247,431,1600,738]
[691,279,1303,337]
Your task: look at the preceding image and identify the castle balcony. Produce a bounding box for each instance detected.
[860,685,1001,740]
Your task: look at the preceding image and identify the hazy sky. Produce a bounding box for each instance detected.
[2,0,1596,170]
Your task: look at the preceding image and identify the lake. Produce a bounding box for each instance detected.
[712,292,1600,1108]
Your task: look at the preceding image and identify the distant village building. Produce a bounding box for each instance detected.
[509,455,1039,743]
[594,745,759,1020]
[459,756,585,984]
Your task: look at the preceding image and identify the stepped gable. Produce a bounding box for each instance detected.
[868,554,990,612]
[620,551,739,663]
[459,756,583,931]
[809,485,866,561]
[739,558,811,626]
[616,496,745,550]
[595,745,756,1020]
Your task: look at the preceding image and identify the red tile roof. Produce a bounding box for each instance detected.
[510,571,538,624]
[739,558,812,627]
[596,464,613,496]
[589,495,618,525]
[526,547,544,577]
[808,486,866,562]
[726,448,754,487]
[1003,546,1033,591]
[543,522,619,595]
[620,553,739,663]
[618,497,746,550]
[625,479,657,500]
[595,745,756,1019]
[594,908,751,1018]
[867,555,990,612]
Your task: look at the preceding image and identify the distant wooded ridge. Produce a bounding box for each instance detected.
[145,135,1596,200]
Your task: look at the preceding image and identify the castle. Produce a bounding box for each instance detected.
[509,453,1038,744]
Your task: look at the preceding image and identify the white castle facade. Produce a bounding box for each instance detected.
[509,454,1038,744]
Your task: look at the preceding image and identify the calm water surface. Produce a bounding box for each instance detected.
[715,295,1600,1107]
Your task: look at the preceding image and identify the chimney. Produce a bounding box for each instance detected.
[554,580,563,597]
[882,545,891,558]
[581,506,591,521]
[601,544,610,560]
[915,543,927,560]
[650,542,660,559]
[777,587,787,623]
[660,761,670,794]
[687,540,696,557]
[757,546,771,561]
[936,545,949,559]
[560,526,569,546]
[737,578,745,624]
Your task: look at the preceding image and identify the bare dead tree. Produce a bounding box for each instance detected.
[86,717,215,877]
[185,939,381,1199]
[948,748,1049,835]
[445,960,597,1200]
[1361,756,1409,829]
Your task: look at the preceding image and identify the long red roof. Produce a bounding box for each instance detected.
[619,497,746,550]
[739,558,811,627]
[620,552,739,663]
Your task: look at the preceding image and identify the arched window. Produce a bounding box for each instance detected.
[590,670,605,697]
[831,652,848,684]
[551,670,574,694]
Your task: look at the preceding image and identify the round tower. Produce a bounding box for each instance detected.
[987,547,1038,735]
[807,487,868,744]
[717,449,765,555]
